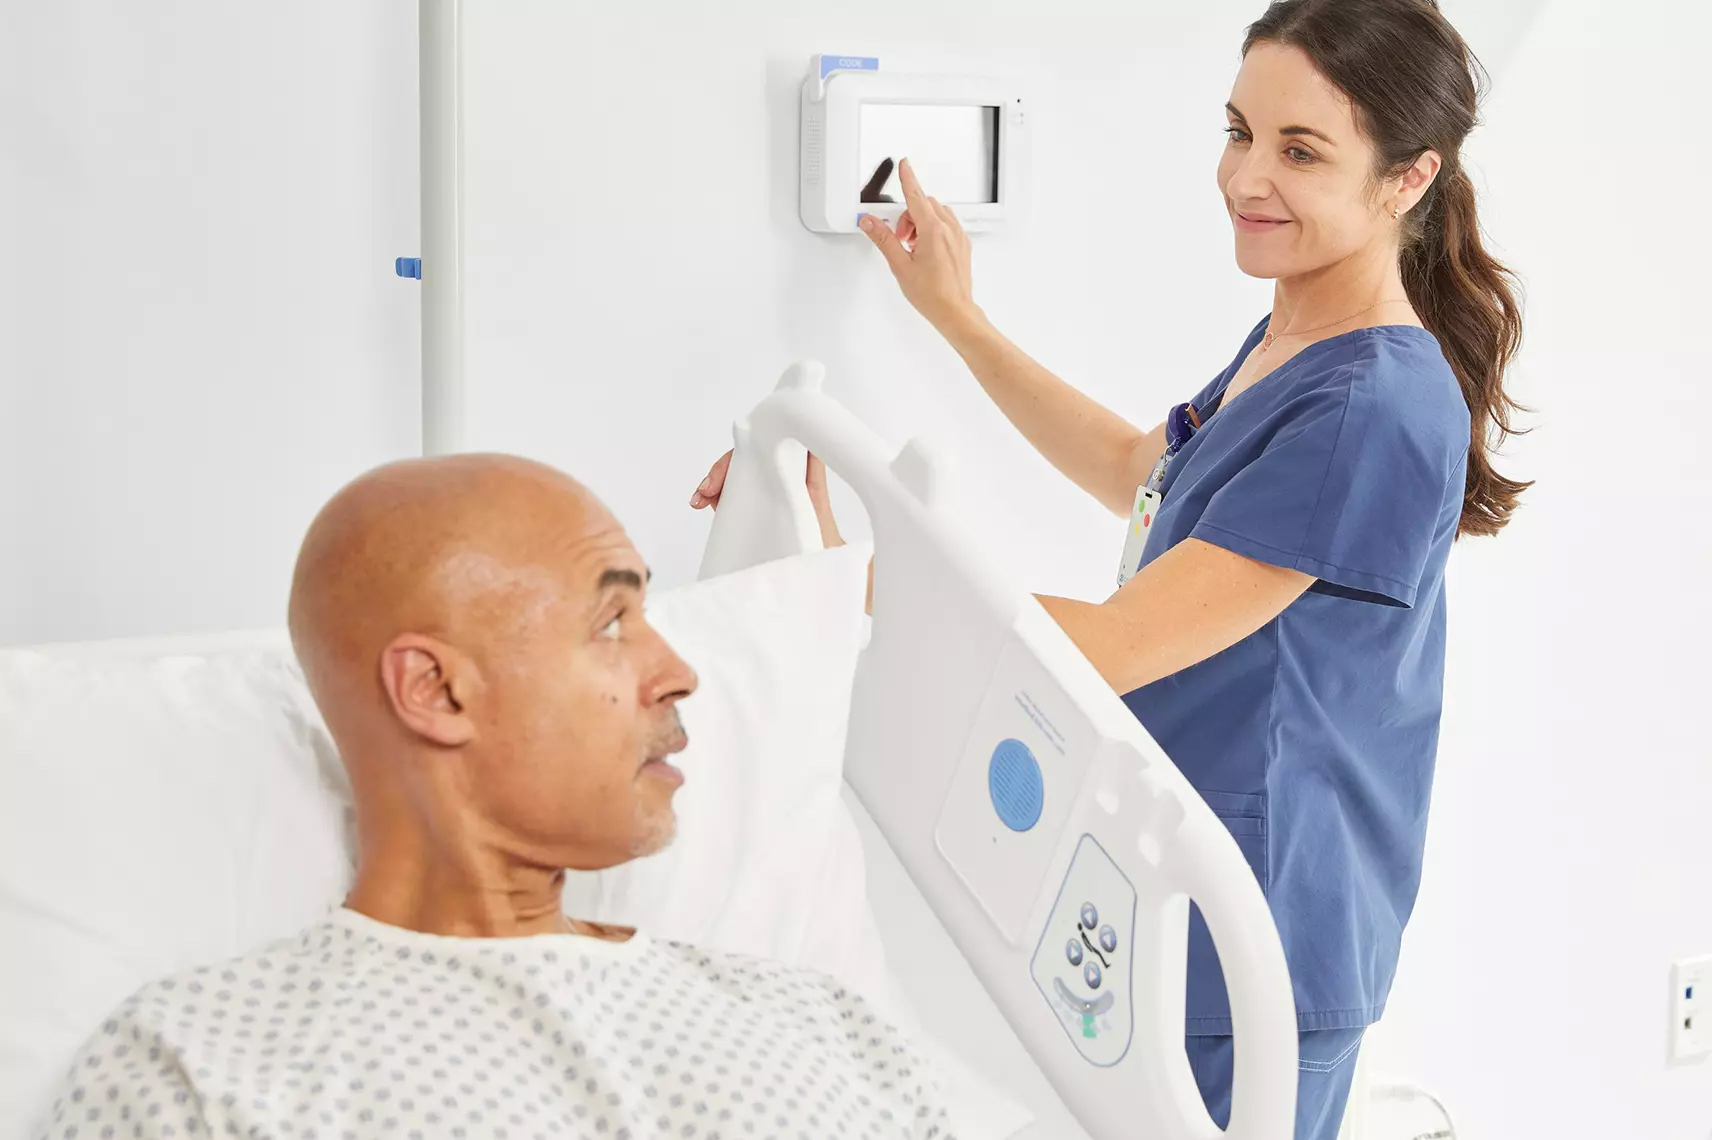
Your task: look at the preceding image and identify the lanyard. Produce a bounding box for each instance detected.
[1118,402,1203,588]
[1144,401,1203,494]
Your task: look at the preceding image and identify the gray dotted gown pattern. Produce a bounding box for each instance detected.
[36,908,958,1140]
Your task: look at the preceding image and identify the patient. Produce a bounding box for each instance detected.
[38,455,956,1140]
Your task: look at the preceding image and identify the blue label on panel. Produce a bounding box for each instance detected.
[820,54,879,79]
[989,738,1045,832]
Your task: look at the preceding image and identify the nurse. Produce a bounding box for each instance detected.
[694,0,1525,1135]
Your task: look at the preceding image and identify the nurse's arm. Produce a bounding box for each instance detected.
[1035,538,1314,694]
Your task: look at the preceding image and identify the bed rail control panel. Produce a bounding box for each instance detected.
[1030,835,1137,1067]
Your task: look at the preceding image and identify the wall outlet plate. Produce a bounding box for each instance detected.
[1669,955,1712,1064]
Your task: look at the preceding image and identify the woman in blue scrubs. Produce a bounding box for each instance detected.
[694,0,1525,1135]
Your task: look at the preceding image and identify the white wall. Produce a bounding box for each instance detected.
[0,1,420,646]
[1359,1,1712,1137]
[456,1,1273,600]
[5,0,1708,1135]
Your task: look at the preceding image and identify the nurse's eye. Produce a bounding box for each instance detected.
[1285,145,1317,164]
[1223,126,1251,145]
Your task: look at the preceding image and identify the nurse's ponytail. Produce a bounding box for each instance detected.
[1400,164,1527,537]
[1245,0,1529,538]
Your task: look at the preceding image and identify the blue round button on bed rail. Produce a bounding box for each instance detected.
[988,738,1044,832]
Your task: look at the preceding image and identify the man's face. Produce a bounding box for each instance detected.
[461,501,697,871]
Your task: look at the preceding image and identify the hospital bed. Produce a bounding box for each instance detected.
[0,363,1298,1140]
[700,362,1299,1139]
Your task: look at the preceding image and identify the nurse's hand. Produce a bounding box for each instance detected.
[859,158,979,337]
[689,451,731,511]
[690,450,844,548]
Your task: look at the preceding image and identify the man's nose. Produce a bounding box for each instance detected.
[647,632,698,705]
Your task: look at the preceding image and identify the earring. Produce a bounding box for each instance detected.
[1392,204,1402,221]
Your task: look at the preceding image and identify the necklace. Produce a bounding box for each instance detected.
[1259,298,1411,354]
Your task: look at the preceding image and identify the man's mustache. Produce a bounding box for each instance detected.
[647,708,688,761]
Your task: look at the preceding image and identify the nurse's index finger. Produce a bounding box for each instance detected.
[897,159,936,229]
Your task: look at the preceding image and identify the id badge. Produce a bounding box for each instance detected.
[1116,484,1162,588]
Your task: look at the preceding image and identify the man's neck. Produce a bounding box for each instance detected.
[345,864,571,938]
[343,808,574,938]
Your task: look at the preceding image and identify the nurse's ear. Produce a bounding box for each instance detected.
[379,634,479,748]
[1389,149,1442,221]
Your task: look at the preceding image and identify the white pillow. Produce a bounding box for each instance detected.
[0,631,353,1137]
[562,543,892,1001]
[0,547,890,1138]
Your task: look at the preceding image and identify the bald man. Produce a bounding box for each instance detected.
[36,456,960,1140]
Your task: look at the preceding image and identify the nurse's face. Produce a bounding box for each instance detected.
[1216,42,1394,280]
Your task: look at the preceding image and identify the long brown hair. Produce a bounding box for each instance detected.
[1244,0,1529,537]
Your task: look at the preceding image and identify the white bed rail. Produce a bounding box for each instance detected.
[702,361,1298,1140]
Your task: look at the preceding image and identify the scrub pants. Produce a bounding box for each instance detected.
[1186,1027,1364,1140]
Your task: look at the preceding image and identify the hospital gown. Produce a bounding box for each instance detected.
[36,907,957,1140]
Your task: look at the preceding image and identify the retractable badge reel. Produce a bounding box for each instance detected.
[1115,402,1200,588]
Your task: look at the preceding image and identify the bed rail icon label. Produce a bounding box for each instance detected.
[935,632,1097,945]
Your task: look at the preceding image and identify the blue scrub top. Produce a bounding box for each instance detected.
[1123,316,1468,1035]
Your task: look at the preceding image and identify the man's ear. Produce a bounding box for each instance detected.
[378,634,478,747]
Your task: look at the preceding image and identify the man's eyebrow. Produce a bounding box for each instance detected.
[1225,102,1336,145]
[597,568,648,591]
